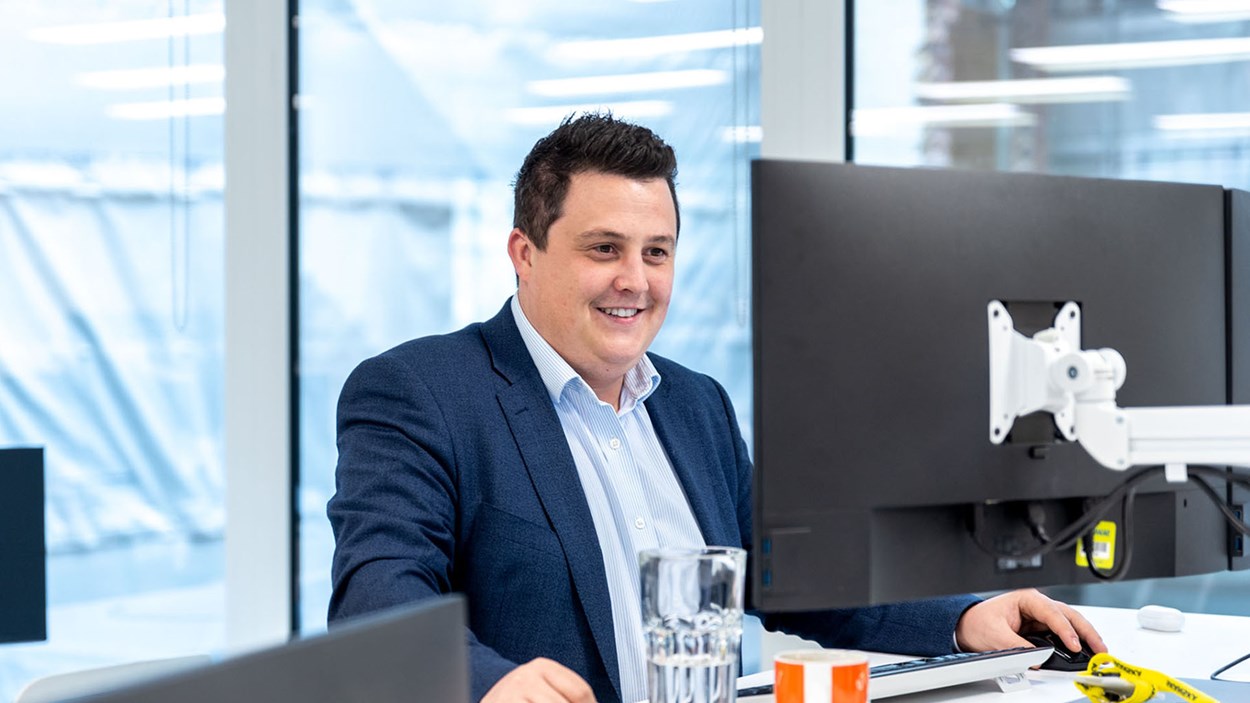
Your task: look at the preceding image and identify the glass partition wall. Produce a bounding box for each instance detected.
[854,0,1250,186]
[0,2,226,697]
[853,0,1250,614]
[296,0,761,633]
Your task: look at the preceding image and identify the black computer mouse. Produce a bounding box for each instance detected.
[1023,631,1095,672]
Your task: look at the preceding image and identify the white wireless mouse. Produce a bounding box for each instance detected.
[1137,605,1185,632]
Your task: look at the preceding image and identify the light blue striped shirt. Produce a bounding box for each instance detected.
[510,295,706,703]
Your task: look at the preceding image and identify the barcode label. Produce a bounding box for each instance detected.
[1075,520,1117,569]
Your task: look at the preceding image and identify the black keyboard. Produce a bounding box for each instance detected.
[738,646,1053,699]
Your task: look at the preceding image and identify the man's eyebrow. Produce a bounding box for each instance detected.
[575,230,676,247]
[576,229,627,242]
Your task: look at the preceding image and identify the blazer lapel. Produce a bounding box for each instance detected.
[481,305,622,702]
[643,370,740,549]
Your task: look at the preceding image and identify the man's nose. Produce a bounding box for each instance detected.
[614,255,649,293]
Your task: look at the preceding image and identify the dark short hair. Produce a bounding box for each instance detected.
[512,113,679,250]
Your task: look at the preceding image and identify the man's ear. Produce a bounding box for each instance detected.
[507,228,533,280]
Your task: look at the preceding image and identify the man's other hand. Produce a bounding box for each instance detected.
[954,589,1108,655]
[482,658,597,703]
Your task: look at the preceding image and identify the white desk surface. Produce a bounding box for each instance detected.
[742,605,1250,702]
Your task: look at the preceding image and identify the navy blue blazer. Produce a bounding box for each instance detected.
[328,303,979,703]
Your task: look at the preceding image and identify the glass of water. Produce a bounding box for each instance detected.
[640,546,747,703]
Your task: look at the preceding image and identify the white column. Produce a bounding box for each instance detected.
[224,0,292,651]
[761,0,846,162]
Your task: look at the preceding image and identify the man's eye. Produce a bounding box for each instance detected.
[647,248,670,258]
[594,244,615,254]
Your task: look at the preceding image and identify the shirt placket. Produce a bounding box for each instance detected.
[594,404,657,702]
[604,419,658,554]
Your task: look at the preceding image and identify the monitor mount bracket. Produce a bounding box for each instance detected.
[988,300,1250,471]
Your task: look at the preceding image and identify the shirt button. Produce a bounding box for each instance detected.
[634,517,645,530]
[609,437,621,450]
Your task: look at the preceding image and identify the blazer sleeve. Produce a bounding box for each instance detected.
[759,598,981,656]
[326,352,517,699]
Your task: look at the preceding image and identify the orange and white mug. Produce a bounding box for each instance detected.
[773,649,869,703]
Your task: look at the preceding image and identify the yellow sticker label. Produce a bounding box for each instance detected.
[1075,520,1116,569]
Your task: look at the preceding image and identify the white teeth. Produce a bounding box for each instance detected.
[601,307,639,318]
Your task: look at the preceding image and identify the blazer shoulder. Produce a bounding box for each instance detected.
[376,322,490,369]
[647,353,725,399]
[346,322,495,395]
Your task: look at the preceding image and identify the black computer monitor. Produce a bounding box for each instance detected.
[0,447,45,643]
[750,160,1249,612]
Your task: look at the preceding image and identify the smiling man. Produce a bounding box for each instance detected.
[327,114,1104,703]
[508,169,674,409]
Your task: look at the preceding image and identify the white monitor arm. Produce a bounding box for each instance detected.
[988,301,1250,470]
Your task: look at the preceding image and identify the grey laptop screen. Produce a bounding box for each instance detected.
[69,596,468,703]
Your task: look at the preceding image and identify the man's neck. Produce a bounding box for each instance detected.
[589,379,624,411]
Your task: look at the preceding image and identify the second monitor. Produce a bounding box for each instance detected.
[751,160,1249,611]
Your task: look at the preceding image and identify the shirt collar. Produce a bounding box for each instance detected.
[510,294,661,410]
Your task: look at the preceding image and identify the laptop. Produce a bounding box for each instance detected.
[65,595,468,703]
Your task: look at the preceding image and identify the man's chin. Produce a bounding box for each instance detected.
[596,344,651,370]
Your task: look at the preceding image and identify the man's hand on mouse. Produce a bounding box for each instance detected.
[954,589,1108,654]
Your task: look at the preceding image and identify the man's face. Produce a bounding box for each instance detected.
[509,170,676,397]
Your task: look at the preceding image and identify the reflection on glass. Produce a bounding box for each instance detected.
[298,1,760,633]
[855,0,1250,189]
[0,2,225,697]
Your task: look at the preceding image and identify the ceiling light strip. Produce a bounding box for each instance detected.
[551,27,762,61]
[78,64,225,90]
[29,13,225,45]
[107,97,226,121]
[506,100,673,126]
[914,76,1130,104]
[1012,37,1250,71]
[528,69,728,97]
[1157,0,1250,14]
[851,104,1035,137]
[1155,111,1250,130]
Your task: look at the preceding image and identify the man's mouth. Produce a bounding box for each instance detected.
[599,307,641,319]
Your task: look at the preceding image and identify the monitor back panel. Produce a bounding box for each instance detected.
[752,161,1232,609]
[71,596,469,703]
